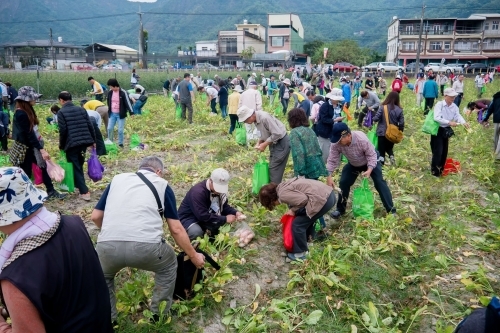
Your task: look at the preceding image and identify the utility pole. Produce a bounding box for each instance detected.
[138,5,145,68]
[50,28,55,69]
[92,37,96,64]
[415,2,426,78]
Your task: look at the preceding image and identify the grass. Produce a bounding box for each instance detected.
[26,75,500,332]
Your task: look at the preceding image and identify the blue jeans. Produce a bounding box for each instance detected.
[108,113,125,145]
[281,98,289,115]
[133,100,144,115]
[220,105,228,119]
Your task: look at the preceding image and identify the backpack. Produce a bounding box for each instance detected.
[174,248,220,300]
[393,80,401,90]
[383,105,403,143]
[100,83,107,92]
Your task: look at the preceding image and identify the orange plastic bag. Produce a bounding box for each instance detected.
[442,158,461,176]
[343,104,353,121]
[280,214,294,252]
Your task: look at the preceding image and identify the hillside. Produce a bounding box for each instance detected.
[0,0,498,54]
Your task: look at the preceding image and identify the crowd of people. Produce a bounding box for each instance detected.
[0,63,497,332]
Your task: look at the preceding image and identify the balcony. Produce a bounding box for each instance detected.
[426,48,452,53]
[455,27,483,35]
[482,43,500,52]
[453,48,479,53]
[484,29,500,36]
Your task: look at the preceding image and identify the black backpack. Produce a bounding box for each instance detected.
[174,248,220,300]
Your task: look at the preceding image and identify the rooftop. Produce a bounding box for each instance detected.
[97,43,137,52]
[1,39,82,48]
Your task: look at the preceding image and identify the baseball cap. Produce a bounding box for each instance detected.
[331,122,350,144]
[15,86,42,102]
[210,168,230,194]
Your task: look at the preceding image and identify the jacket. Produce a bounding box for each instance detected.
[0,112,9,137]
[341,83,351,101]
[12,109,42,150]
[391,79,403,92]
[276,177,333,218]
[372,104,405,137]
[58,102,96,150]
[484,92,500,123]
[106,88,133,119]
[315,101,339,139]
[423,80,439,98]
[289,126,328,179]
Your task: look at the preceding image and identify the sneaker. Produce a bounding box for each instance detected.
[330,210,344,219]
[118,144,124,148]
[46,190,67,200]
[104,139,113,145]
[79,192,91,201]
[209,112,217,117]
[286,252,307,262]
[389,155,396,166]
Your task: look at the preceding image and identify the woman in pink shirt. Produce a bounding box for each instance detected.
[106,79,133,148]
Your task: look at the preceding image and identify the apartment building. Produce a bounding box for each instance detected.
[218,20,266,63]
[387,13,500,65]
[267,14,304,54]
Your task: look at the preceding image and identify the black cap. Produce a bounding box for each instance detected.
[331,122,350,143]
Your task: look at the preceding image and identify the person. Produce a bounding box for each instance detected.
[391,75,403,94]
[238,82,262,141]
[372,91,405,166]
[452,74,465,107]
[358,90,380,128]
[91,156,205,323]
[179,168,243,240]
[309,95,325,128]
[81,99,109,133]
[87,77,104,101]
[483,91,500,161]
[326,122,396,218]
[279,78,291,115]
[57,91,96,201]
[430,88,470,177]
[228,86,243,135]
[163,77,171,97]
[340,78,351,108]
[0,167,113,333]
[475,73,485,98]
[0,109,8,152]
[0,80,8,111]
[171,76,181,109]
[291,87,305,108]
[194,72,203,88]
[414,73,425,107]
[80,100,107,156]
[5,82,17,112]
[379,76,387,96]
[353,77,362,99]
[238,106,290,183]
[260,73,268,95]
[12,86,66,200]
[178,73,195,124]
[423,75,439,115]
[128,87,147,115]
[364,74,375,91]
[131,68,140,88]
[465,99,491,122]
[258,178,336,261]
[47,105,59,125]
[232,74,246,91]
[218,80,229,119]
[316,91,345,163]
[106,79,133,147]
[437,73,449,97]
[198,85,218,116]
[317,75,325,95]
[267,75,278,106]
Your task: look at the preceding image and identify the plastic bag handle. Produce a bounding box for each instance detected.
[361,177,369,189]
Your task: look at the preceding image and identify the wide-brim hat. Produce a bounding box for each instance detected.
[237,105,254,122]
[325,93,345,101]
[283,79,291,85]
[0,167,47,226]
[14,86,42,102]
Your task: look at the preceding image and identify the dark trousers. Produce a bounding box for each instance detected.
[0,135,7,151]
[430,127,449,177]
[95,94,103,102]
[66,145,89,194]
[454,93,463,108]
[269,134,291,184]
[337,162,395,214]
[21,148,55,192]
[281,98,289,115]
[210,99,217,114]
[440,85,445,96]
[357,106,378,127]
[91,120,106,156]
[377,136,394,163]
[292,192,336,253]
[180,100,193,124]
[424,97,435,115]
[228,114,238,134]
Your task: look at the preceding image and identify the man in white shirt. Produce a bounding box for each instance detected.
[198,85,219,115]
[238,82,262,141]
[0,80,8,110]
[452,74,464,107]
[474,74,485,98]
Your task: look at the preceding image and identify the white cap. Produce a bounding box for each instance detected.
[443,87,458,97]
[233,86,243,93]
[210,168,230,194]
[252,72,256,76]
[237,105,254,122]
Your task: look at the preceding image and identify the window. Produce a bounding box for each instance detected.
[202,47,208,51]
[402,41,415,50]
[485,22,489,30]
[430,41,442,50]
[405,25,414,34]
[433,25,441,34]
[271,36,284,47]
[444,41,451,51]
[71,48,74,55]
[493,21,499,30]
[61,48,66,53]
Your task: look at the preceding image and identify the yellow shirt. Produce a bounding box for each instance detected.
[228,92,240,115]
[83,100,105,110]
[92,81,103,94]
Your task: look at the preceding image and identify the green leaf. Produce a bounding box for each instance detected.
[254,283,261,299]
[479,296,491,306]
[222,314,233,326]
[305,310,323,325]
[367,302,379,326]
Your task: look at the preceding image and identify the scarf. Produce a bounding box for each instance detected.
[0,207,60,273]
[205,180,228,216]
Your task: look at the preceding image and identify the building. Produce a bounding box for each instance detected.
[218,20,266,65]
[2,39,85,68]
[387,13,500,66]
[267,14,304,54]
[83,43,138,64]
[195,40,218,57]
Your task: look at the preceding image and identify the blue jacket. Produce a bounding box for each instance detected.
[341,83,351,102]
[423,80,439,98]
[315,101,342,139]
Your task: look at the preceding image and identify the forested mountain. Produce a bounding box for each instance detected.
[0,0,498,54]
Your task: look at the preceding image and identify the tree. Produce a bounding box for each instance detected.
[304,40,324,57]
[312,40,371,65]
[143,29,149,53]
[240,46,256,60]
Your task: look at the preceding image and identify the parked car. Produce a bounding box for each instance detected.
[22,65,44,71]
[102,64,122,70]
[465,63,488,73]
[496,64,500,72]
[180,65,194,69]
[253,63,263,70]
[362,62,380,72]
[377,62,403,72]
[332,62,359,72]
[195,62,218,70]
[404,62,424,72]
[424,63,453,73]
[159,62,173,69]
[74,63,97,71]
[446,63,466,73]
[219,64,235,69]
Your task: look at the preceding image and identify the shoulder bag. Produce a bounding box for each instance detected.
[136,172,164,218]
[384,105,404,143]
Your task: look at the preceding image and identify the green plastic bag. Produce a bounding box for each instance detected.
[48,123,59,132]
[201,94,207,101]
[352,178,374,220]
[341,154,348,163]
[481,86,486,94]
[367,129,378,149]
[175,106,182,120]
[0,155,9,167]
[130,133,141,149]
[251,155,270,195]
[421,110,439,136]
[420,99,425,111]
[235,122,247,146]
[142,109,150,116]
[105,142,118,156]
[57,151,75,193]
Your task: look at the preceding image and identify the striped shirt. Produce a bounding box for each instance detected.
[326,131,378,173]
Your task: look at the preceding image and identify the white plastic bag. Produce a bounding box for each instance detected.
[233,221,255,248]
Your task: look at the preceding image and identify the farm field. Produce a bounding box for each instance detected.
[26,75,500,333]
